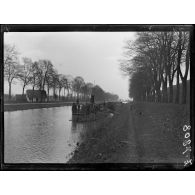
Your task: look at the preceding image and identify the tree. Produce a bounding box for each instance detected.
[128,66,151,101]
[175,31,183,104]
[166,32,178,103]
[50,69,59,100]
[119,31,190,104]
[80,83,89,100]
[57,74,64,100]
[120,32,163,102]
[4,44,20,100]
[29,61,40,91]
[32,60,54,101]
[38,60,53,91]
[61,75,73,99]
[45,65,56,101]
[66,75,74,99]
[104,92,119,101]
[91,85,105,102]
[72,76,85,98]
[33,62,44,90]
[177,32,190,104]
[85,82,93,97]
[17,57,33,95]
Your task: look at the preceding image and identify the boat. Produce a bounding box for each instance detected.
[71,96,108,122]
[72,108,96,122]
[71,101,97,122]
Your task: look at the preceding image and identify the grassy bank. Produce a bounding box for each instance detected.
[4,102,73,112]
[68,102,190,167]
[131,102,190,164]
[68,103,132,163]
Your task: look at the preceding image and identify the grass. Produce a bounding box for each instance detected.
[132,102,190,164]
[68,104,136,163]
[68,102,191,167]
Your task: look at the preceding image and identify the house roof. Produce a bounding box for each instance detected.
[26,90,47,99]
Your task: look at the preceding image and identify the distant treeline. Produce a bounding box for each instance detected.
[120,31,190,104]
[4,44,119,102]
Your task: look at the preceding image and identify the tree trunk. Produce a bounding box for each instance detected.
[8,82,12,100]
[164,85,168,103]
[175,69,180,104]
[169,80,173,103]
[150,88,155,102]
[59,89,61,100]
[156,89,161,102]
[47,86,49,102]
[162,79,168,103]
[53,87,55,99]
[182,79,187,104]
[175,31,182,104]
[22,85,25,95]
[180,43,189,104]
[155,81,161,102]
[67,89,70,100]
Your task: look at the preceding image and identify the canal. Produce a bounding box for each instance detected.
[4,106,91,163]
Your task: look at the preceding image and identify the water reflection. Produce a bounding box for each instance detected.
[4,106,86,163]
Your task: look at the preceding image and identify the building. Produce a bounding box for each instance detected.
[26,90,47,102]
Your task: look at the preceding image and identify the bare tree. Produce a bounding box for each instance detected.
[65,75,74,99]
[29,61,40,91]
[119,31,190,104]
[167,33,178,103]
[17,57,33,95]
[85,82,93,98]
[38,60,54,91]
[177,32,190,104]
[45,66,56,101]
[61,75,70,99]
[120,32,163,102]
[50,69,59,101]
[73,76,85,98]
[4,44,20,100]
[175,31,183,104]
[57,74,64,100]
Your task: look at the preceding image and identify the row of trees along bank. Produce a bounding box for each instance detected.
[120,31,190,104]
[4,44,119,102]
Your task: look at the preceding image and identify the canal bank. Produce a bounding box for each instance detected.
[68,102,190,165]
[3,101,114,112]
[4,102,73,112]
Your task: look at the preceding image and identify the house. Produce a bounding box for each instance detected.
[26,90,47,102]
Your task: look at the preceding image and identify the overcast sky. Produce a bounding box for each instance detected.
[4,32,136,99]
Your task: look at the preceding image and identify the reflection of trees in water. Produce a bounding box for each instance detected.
[71,120,97,143]
[71,120,84,132]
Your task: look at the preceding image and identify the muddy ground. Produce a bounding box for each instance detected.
[68,102,190,167]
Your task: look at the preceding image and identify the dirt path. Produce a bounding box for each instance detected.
[115,106,139,163]
[68,102,190,166]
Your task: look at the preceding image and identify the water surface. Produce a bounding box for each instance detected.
[4,106,88,163]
